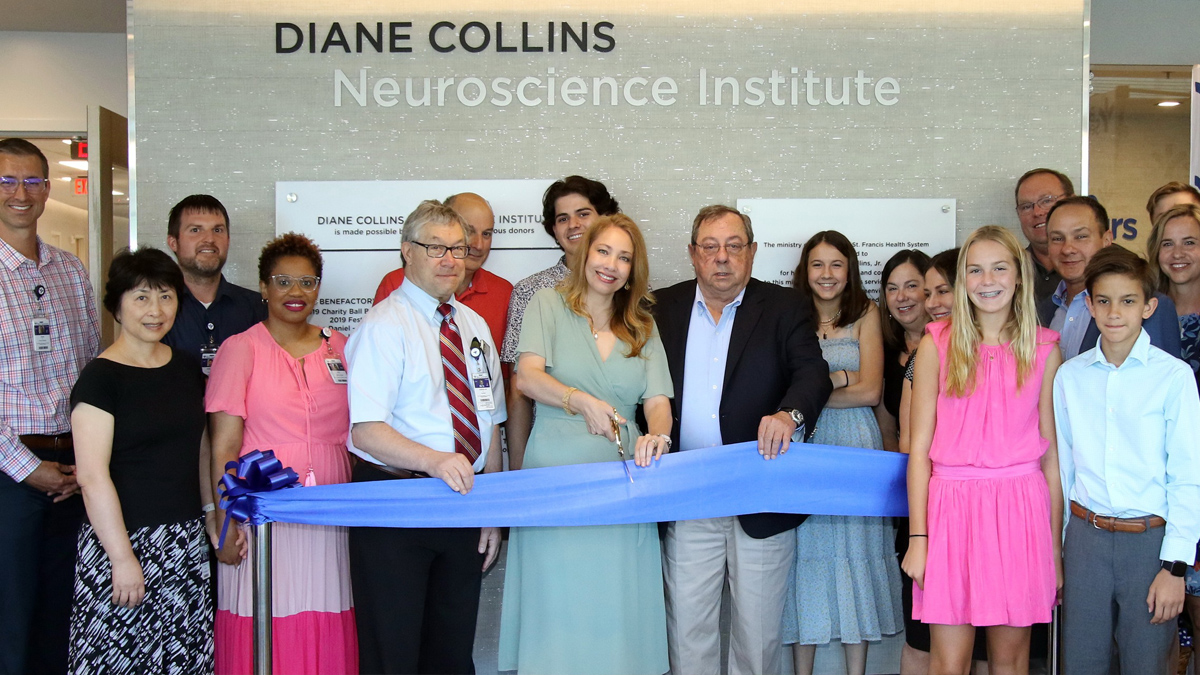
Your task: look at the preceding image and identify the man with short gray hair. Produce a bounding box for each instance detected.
[652,204,830,675]
[346,199,506,674]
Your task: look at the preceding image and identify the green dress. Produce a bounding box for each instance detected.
[498,288,673,675]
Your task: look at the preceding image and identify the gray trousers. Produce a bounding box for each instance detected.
[1062,513,1174,675]
[663,517,796,675]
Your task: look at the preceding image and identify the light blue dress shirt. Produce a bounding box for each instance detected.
[1054,329,1200,564]
[345,279,506,473]
[1049,280,1092,361]
[679,286,745,452]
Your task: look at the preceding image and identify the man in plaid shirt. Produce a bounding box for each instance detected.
[0,138,100,675]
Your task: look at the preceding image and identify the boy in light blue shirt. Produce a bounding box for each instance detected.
[1053,246,1200,675]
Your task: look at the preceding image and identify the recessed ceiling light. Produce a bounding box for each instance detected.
[112,191,124,196]
[59,177,71,182]
[61,139,71,144]
[59,160,88,171]
[1158,100,1182,107]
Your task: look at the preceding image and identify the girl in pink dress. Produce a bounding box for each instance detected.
[208,234,357,674]
[902,226,1064,674]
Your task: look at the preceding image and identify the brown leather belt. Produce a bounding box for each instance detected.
[365,462,425,480]
[1071,501,1165,533]
[20,433,73,451]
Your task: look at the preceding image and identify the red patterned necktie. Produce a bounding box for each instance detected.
[437,303,482,463]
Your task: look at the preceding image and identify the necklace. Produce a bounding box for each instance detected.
[587,315,604,340]
[817,310,842,339]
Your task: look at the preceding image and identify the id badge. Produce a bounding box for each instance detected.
[200,344,218,376]
[325,358,348,384]
[31,317,51,353]
[468,338,495,411]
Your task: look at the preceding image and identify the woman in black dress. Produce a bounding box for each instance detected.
[69,248,213,674]
[873,249,931,452]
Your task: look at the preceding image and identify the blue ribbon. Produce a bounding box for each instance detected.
[217,449,300,547]
[226,441,907,529]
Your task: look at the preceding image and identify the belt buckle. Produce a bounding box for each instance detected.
[1091,513,1106,531]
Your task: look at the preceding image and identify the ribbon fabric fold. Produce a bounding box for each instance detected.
[228,441,907,529]
[217,449,300,547]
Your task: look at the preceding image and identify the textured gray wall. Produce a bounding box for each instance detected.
[131,1,1086,290]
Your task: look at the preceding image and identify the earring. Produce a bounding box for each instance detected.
[624,282,631,290]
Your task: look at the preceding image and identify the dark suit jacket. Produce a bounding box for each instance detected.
[1036,289,1182,359]
[652,278,832,539]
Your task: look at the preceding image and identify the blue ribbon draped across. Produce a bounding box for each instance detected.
[217,449,300,546]
[225,441,908,529]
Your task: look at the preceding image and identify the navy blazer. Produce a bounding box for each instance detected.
[651,278,832,539]
[1036,289,1182,359]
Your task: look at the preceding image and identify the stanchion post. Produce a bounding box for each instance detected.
[253,522,273,675]
[1049,605,1060,674]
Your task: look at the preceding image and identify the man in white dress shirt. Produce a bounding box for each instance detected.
[1054,247,1200,674]
[345,200,505,675]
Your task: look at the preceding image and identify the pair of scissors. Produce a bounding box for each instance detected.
[610,409,634,483]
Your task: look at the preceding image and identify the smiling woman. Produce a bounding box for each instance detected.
[207,232,358,675]
[68,247,214,674]
[501,214,673,675]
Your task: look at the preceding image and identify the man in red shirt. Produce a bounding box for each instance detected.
[374,193,512,373]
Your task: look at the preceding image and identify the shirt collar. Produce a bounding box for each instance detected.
[555,255,569,273]
[0,236,56,272]
[400,277,451,322]
[1051,280,1088,309]
[457,268,491,300]
[692,284,746,316]
[1086,327,1152,369]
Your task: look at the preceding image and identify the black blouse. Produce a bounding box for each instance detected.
[70,349,206,531]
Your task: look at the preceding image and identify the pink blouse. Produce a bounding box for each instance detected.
[206,322,352,486]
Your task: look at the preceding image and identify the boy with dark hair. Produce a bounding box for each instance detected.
[1054,245,1200,674]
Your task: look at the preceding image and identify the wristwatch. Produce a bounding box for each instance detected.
[779,408,805,441]
[1161,560,1188,577]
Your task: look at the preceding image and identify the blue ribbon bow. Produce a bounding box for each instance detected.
[217,449,300,548]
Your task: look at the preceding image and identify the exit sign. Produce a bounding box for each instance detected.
[70,140,88,160]
[74,177,87,195]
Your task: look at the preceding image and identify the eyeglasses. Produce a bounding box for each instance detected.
[0,176,50,195]
[1016,194,1062,215]
[694,242,748,257]
[411,241,469,259]
[269,274,320,291]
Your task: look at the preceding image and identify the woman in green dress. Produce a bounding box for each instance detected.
[498,213,674,675]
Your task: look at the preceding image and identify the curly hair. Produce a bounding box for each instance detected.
[258,232,323,282]
[541,176,620,239]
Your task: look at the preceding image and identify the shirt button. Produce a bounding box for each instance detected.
[712,385,718,390]
[207,322,215,330]
[1068,317,1073,322]
[711,414,717,419]
[713,357,719,362]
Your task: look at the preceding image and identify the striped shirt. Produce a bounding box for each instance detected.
[0,238,100,481]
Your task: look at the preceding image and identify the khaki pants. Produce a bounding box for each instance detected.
[663,517,796,675]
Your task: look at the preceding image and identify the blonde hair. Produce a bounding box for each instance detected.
[1146,203,1200,293]
[559,214,656,357]
[944,226,1040,397]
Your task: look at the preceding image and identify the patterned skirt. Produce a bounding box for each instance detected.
[69,517,213,675]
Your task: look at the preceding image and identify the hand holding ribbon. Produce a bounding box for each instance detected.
[216,449,300,548]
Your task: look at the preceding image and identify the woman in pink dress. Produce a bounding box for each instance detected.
[208,233,357,674]
[902,226,1064,675]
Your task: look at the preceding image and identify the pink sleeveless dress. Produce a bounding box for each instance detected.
[913,320,1059,627]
